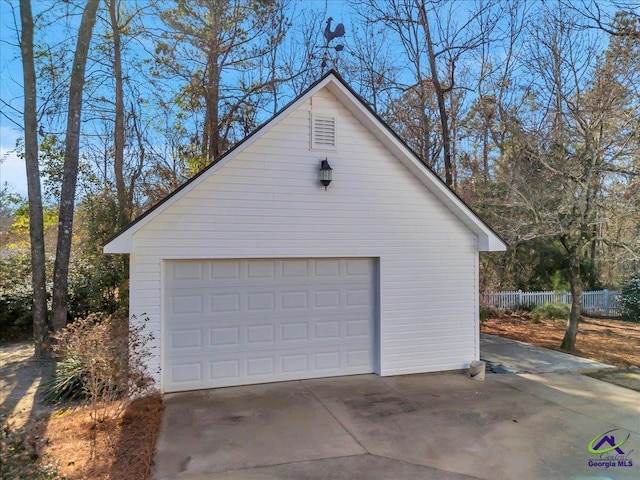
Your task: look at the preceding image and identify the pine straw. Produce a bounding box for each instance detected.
[481,315,640,368]
[41,393,163,479]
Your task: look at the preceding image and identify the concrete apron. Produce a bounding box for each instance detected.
[480,333,618,374]
[153,372,640,480]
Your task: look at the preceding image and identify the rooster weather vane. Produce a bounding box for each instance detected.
[320,17,346,72]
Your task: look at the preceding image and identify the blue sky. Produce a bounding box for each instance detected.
[0,0,26,196]
[0,0,353,197]
[1,0,628,199]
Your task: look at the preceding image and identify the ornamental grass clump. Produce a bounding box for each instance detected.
[44,313,155,413]
[43,313,156,458]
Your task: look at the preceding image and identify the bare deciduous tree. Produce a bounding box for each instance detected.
[355,0,503,187]
[503,6,640,350]
[51,0,101,332]
[19,0,47,356]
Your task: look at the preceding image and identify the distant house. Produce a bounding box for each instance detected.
[104,70,506,393]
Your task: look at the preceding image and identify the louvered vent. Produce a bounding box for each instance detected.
[311,114,336,150]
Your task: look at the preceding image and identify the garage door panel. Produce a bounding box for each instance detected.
[172,261,204,280]
[168,258,374,288]
[346,258,373,276]
[313,259,341,276]
[210,326,240,346]
[346,318,371,337]
[169,286,372,314]
[167,294,205,315]
[168,315,372,347]
[211,293,241,313]
[313,290,341,308]
[246,292,276,312]
[172,362,203,383]
[171,329,203,349]
[281,354,308,373]
[347,349,372,367]
[282,259,309,277]
[346,288,372,306]
[246,324,276,343]
[168,349,373,390]
[209,360,239,380]
[281,322,308,341]
[168,341,372,384]
[210,261,241,279]
[164,258,376,391]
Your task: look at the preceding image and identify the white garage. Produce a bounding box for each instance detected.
[105,70,506,393]
[164,258,376,391]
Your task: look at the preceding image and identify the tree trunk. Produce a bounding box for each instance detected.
[19,0,48,357]
[560,248,583,351]
[108,0,128,226]
[203,50,220,162]
[51,0,100,332]
[482,112,490,181]
[418,2,454,187]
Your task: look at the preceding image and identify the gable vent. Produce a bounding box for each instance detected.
[311,114,337,150]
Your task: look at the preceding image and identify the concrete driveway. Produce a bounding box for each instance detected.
[480,333,617,374]
[153,371,639,479]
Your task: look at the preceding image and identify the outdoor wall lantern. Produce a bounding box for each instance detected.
[319,159,333,190]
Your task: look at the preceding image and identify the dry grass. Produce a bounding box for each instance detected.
[481,315,640,368]
[40,393,163,479]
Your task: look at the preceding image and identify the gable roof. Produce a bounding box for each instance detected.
[104,70,506,253]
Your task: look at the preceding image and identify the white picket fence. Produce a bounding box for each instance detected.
[480,289,623,317]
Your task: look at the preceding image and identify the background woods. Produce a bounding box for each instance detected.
[1,0,639,353]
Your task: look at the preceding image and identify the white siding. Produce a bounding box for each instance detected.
[130,88,479,388]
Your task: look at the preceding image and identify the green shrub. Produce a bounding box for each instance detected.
[0,254,37,341]
[532,302,570,320]
[531,312,541,324]
[0,249,127,341]
[620,273,640,322]
[514,302,535,313]
[479,306,494,322]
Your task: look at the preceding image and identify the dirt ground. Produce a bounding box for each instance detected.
[0,340,56,429]
[481,315,640,390]
[0,341,163,479]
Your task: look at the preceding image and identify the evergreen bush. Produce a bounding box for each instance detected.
[479,306,495,322]
[0,254,35,340]
[531,302,570,320]
[620,273,640,322]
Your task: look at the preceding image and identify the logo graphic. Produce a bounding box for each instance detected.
[587,429,634,470]
[589,429,630,455]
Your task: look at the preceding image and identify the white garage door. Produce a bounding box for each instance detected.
[163,258,376,392]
